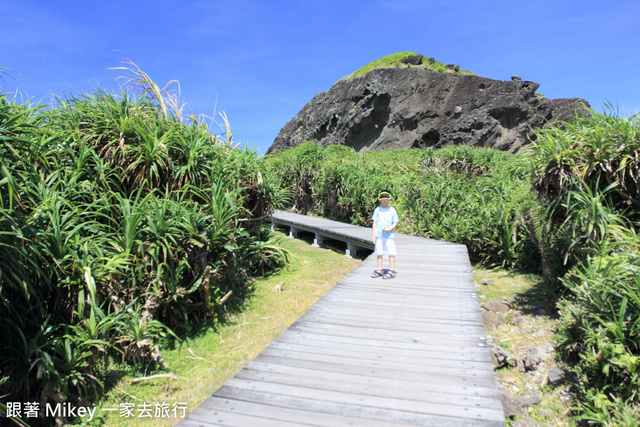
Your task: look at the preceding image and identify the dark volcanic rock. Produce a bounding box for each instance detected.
[267,67,589,154]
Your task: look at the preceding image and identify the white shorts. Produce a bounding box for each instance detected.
[375,237,396,257]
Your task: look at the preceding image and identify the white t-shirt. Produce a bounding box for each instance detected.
[372,206,398,239]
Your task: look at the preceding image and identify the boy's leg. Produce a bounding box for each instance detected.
[381,239,396,279]
[375,239,384,269]
[372,239,385,277]
[371,255,384,278]
[386,239,397,272]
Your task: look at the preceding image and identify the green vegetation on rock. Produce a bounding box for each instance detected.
[343,51,474,80]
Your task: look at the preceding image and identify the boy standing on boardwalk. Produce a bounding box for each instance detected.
[371,190,399,279]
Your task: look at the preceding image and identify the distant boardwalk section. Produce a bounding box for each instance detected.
[177,210,506,426]
[270,210,376,257]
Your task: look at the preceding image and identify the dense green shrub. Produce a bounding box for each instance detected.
[531,109,640,423]
[530,107,639,221]
[266,141,540,270]
[557,246,640,424]
[0,68,288,421]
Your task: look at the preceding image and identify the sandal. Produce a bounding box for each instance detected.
[382,270,397,279]
[371,269,384,278]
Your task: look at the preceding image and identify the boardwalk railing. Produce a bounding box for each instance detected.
[270,210,374,257]
[178,210,506,426]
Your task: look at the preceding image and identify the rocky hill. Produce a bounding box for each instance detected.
[267,58,589,154]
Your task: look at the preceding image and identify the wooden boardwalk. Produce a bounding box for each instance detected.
[177,211,506,426]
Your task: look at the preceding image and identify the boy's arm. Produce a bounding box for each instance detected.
[388,207,399,232]
[372,220,377,244]
[383,221,398,232]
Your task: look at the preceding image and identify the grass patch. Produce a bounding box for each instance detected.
[342,51,474,80]
[94,232,360,426]
[473,267,556,314]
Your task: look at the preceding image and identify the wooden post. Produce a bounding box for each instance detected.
[346,243,357,258]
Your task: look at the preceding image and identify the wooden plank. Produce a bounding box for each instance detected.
[317,291,482,311]
[220,377,503,418]
[296,314,485,338]
[301,309,486,332]
[241,361,500,399]
[273,328,493,359]
[202,390,501,427]
[195,397,417,427]
[247,354,499,389]
[335,273,474,285]
[254,348,496,382]
[228,370,501,410]
[333,276,477,289]
[183,403,304,427]
[334,274,477,286]
[213,383,505,424]
[329,283,478,296]
[308,293,482,313]
[313,294,481,313]
[287,320,488,346]
[307,299,483,317]
[262,340,494,372]
[307,294,480,311]
[260,341,493,373]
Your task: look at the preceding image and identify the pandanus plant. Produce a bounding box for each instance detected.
[1,61,289,413]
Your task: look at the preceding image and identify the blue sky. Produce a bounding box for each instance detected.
[2,1,638,155]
